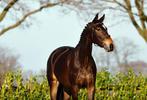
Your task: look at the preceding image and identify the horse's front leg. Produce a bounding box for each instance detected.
[87,85,95,100]
[49,80,59,100]
[71,85,79,100]
[63,90,70,100]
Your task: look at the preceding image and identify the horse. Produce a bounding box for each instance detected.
[47,13,114,100]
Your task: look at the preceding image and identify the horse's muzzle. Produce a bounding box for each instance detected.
[104,43,114,52]
[103,38,114,52]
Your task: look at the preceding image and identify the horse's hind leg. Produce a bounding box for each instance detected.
[71,85,79,100]
[49,79,59,100]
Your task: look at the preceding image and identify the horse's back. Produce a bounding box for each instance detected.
[47,46,73,82]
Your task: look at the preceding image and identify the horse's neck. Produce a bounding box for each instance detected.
[75,30,92,64]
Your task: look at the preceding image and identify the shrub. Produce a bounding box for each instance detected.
[0,69,147,99]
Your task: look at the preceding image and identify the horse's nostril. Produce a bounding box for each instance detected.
[110,43,113,50]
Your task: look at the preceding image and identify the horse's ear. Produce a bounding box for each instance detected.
[92,13,99,22]
[98,14,105,23]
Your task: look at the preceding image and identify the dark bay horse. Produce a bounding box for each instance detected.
[47,13,114,100]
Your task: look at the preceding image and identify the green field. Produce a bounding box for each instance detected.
[1,70,147,100]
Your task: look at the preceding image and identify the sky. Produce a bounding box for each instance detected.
[0,6,147,72]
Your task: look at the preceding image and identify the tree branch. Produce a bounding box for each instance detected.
[143,15,147,22]
[0,2,60,36]
[0,0,18,22]
[124,0,142,33]
[135,0,146,29]
[113,0,128,10]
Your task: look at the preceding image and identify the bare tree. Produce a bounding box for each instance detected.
[93,0,147,42]
[0,0,104,36]
[114,38,138,64]
[0,0,147,43]
[0,46,20,87]
[53,0,147,42]
[0,0,67,36]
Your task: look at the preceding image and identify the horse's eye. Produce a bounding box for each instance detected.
[97,28,101,31]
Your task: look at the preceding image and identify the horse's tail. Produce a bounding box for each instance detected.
[57,83,64,100]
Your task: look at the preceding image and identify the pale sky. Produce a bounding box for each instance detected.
[0,7,147,72]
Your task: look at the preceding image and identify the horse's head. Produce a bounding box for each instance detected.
[89,13,114,52]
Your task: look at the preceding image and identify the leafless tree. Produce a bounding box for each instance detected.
[0,0,103,36]
[89,0,147,42]
[0,46,20,87]
[0,0,62,36]
[0,0,147,43]
[52,0,147,42]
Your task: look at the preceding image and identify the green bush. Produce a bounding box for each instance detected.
[0,69,147,99]
[0,71,50,100]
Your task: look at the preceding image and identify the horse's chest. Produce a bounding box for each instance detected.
[74,69,94,87]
